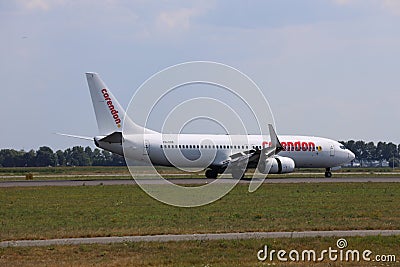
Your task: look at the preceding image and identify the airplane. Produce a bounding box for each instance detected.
[66,72,355,179]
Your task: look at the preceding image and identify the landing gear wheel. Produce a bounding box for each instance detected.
[324,168,332,178]
[205,169,218,179]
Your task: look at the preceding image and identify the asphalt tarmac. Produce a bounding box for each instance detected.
[1,177,400,187]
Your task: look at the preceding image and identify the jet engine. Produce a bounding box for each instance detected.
[257,156,295,174]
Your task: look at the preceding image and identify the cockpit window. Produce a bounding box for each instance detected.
[339,145,346,150]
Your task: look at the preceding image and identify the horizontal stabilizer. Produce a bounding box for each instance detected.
[55,133,93,141]
[99,132,122,143]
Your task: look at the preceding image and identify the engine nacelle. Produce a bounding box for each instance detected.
[257,156,295,174]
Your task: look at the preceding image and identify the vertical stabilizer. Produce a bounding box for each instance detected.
[86,72,126,135]
[86,72,158,136]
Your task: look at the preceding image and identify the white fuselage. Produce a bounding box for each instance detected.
[98,133,355,169]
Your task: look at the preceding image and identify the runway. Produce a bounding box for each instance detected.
[1,177,400,187]
[1,230,400,247]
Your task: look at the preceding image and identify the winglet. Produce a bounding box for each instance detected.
[268,124,283,154]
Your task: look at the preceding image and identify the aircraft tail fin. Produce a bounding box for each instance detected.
[86,72,158,136]
[86,72,126,135]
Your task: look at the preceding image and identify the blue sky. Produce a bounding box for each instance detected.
[1,0,400,150]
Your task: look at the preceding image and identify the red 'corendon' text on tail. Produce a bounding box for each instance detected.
[101,88,121,128]
[262,141,316,151]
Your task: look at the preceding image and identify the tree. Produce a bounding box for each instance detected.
[1,139,398,168]
[23,149,36,167]
[383,142,397,161]
[63,148,73,166]
[0,149,23,167]
[92,148,106,166]
[364,142,375,161]
[110,153,126,166]
[84,146,93,165]
[55,150,66,166]
[69,146,91,166]
[36,146,56,167]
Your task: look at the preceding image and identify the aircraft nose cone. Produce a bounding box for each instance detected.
[348,151,355,161]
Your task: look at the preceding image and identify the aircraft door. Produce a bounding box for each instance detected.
[143,140,150,155]
[330,144,335,156]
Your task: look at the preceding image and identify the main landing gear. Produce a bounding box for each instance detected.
[325,167,332,178]
[205,168,218,179]
[205,168,245,179]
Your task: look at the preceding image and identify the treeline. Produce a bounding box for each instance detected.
[0,140,399,167]
[0,146,125,167]
[340,140,400,167]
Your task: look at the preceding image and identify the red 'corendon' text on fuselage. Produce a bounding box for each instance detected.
[262,141,316,151]
[101,88,121,127]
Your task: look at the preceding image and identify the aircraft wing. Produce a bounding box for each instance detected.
[220,124,283,170]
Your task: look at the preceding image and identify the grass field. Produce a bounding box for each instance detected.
[1,183,400,241]
[1,236,399,266]
[1,178,400,266]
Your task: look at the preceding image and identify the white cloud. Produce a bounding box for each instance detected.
[383,0,400,15]
[16,0,66,11]
[332,0,400,15]
[157,8,198,31]
[333,0,354,5]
